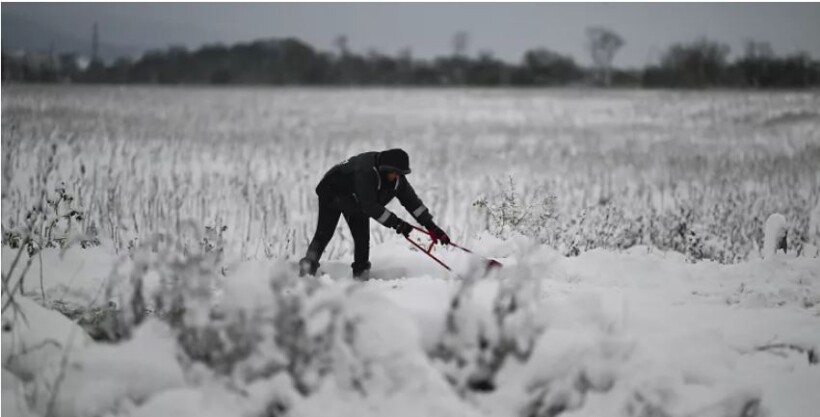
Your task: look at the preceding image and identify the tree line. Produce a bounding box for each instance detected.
[3,29,819,88]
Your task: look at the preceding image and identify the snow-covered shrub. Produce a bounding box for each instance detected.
[649,205,712,263]
[431,255,546,394]
[201,223,228,256]
[763,213,788,259]
[2,138,99,255]
[121,268,477,417]
[559,203,646,257]
[103,239,472,416]
[103,223,225,341]
[2,184,98,309]
[807,198,820,257]
[426,249,772,417]
[502,322,627,417]
[1,187,90,254]
[473,176,559,243]
[428,254,644,416]
[471,178,758,263]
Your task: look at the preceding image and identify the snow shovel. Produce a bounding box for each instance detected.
[404,225,502,272]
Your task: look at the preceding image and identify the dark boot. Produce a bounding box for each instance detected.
[352,268,370,281]
[352,261,371,281]
[299,257,320,277]
[301,195,342,278]
[345,212,371,281]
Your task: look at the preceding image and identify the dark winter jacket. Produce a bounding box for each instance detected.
[316,151,434,229]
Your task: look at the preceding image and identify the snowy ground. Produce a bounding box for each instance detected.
[3,87,819,417]
[3,235,818,417]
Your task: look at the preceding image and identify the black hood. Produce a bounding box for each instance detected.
[378,148,411,174]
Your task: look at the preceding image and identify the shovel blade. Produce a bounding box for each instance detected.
[485,259,503,269]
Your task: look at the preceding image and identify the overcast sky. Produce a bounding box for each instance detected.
[3,2,820,67]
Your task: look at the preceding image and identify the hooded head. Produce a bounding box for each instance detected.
[378,148,411,175]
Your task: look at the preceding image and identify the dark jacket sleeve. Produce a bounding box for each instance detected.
[353,168,399,228]
[396,178,435,228]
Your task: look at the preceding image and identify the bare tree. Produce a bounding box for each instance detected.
[586,26,624,86]
[452,31,469,58]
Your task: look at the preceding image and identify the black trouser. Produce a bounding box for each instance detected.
[305,194,371,272]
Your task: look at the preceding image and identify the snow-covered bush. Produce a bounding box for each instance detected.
[427,253,628,416]
[1,183,100,344]
[432,260,545,394]
[473,176,559,244]
[101,224,225,341]
[100,240,473,416]
[763,213,788,259]
[474,179,820,264]
[807,198,820,257]
[1,187,93,254]
[471,177,756,263]
[426,248,773,417]
[559,204,646,257]
[2,139,99,256]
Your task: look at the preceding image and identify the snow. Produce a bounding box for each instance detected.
[129,386,251,417]
[808,199,820,257]
[763,213,788,259]
[3,369,37,417]
[1,241,120,309]
[26,319,185,417]
[3,84,819,417]
[2,294,92,382]
[289,286,480,417]
[3,237,818,417]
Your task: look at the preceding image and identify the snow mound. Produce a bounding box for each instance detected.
[130,386,251,417]
[29,319,184,417]
[3,369,37,417]
[2,295,92,382]
[1,242,119,308]
[808,199,820,257]
[763,213,788,259]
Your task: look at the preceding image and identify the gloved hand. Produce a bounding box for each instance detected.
[394,219,413,237]
[427,224,450,245]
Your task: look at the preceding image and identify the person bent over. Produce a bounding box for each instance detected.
[299,148,449,279]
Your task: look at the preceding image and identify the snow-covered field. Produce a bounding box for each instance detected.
[2,86,820,416]
[3,86,819,260]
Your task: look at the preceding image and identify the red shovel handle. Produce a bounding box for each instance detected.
[404,225,502,271]
[404,226,451,271]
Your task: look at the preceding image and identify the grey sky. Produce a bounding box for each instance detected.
[3,3,820,67]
